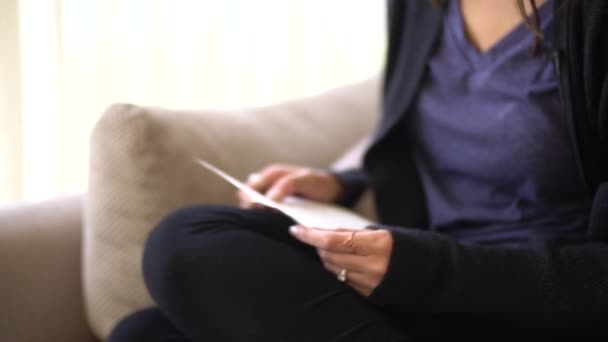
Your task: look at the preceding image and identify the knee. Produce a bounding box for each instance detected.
[149,204,243,240]
[142,205,240,302]
[146,205,205,247]
[145,204,237,256]
[108,308,172,342]
[143,205,202,273]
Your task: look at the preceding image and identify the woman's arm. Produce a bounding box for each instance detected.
[290,199,608,337]
[369,226,608,336]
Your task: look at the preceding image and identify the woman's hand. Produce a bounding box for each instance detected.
[238,164,343,209]
[289,225,393,297]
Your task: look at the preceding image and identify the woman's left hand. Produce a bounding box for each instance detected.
[289,225,393,297]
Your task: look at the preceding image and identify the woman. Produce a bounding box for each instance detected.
[110,0,608,340]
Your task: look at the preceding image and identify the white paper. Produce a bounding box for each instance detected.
[195,159,374,230]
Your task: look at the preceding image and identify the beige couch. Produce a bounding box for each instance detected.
[0,78,378,341]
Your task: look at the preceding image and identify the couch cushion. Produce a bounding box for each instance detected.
[0,196,98,342]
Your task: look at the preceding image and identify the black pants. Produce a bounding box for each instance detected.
[108,205,517,342]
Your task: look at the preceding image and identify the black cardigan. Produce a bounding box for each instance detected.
[335,0,608,336]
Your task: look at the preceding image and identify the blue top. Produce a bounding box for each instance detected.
[407,0,591,245]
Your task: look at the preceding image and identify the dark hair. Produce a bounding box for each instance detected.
[515,0,543,51]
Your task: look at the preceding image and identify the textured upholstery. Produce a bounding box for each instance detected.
[84,78,379,339]
[0,195,98,342]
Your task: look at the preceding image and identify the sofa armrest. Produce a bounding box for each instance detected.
[0,195,98,342]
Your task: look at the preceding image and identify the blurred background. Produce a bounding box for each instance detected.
[0,0,386,206]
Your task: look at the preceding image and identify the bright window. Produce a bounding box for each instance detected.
[0,0,386,205]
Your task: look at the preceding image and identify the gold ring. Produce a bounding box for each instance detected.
[343,231,357,251]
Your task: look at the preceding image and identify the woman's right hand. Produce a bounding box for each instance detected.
[237,164,344,209]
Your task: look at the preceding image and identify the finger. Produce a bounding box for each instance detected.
[247,165,297,192]
[265,168,316,201]
[245,173,265,190]
[349,283,371,297]
[237,190,254,208]
[322,261,374,293]
[289,226,369,254]
[265,174,298,202]
[317,249,370,273]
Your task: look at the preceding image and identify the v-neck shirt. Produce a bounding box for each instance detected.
[406,0,590,245]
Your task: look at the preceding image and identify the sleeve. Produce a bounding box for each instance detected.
[367,225,608,336]
[331,168,370,208]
